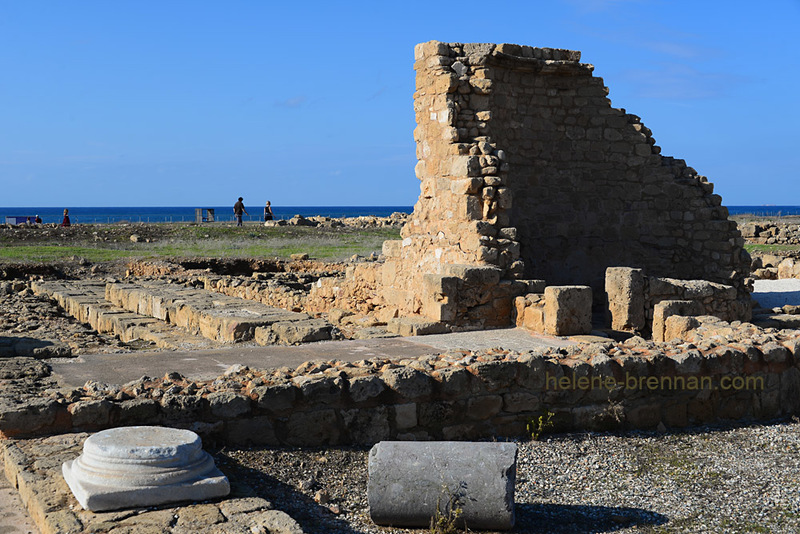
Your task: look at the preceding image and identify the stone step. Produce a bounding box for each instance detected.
[105,280,333,345]
[30,280,222,351]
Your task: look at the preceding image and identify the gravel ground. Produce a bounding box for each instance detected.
[215,420,800,534]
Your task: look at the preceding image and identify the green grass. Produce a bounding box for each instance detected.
[744,243,800,254]
[0,245,140,262]
[0,226,401,262]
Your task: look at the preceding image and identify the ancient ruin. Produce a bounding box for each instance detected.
[3,40,800,534]
[350,41,751,334]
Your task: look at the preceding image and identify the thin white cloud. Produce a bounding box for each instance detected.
[621,63,749,99]
[642,40,704,60]
[563,0,643,14]
[275,96,307,108]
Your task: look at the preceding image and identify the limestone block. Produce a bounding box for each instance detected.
[286,409,340,446]
[62,426,229,512]
[421,274,458,322]
[664,315,701,343]
[778,258,800,279]
[544,286,592,336]
[393,403,417,429]
[349,375,386,403]
[605,267,645,332]
[382,367,434,399]
[368,441,516,530]
[652,300,702,342]
[341,406,391,444]
[387,317,448,336]
[270,319,332,345]
[382,240,402,258]
[251,383,297,413]
[207,392,251,419]
[514,294,545,333]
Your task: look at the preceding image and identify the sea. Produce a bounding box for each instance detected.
[1,205,799,225]
[0,206,414,225]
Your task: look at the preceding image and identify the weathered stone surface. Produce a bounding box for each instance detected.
[653,300,702,342]
[368,441,517,529]
[381,367,434,399]
[348,375,385,403]
[266,319,332,345]
[341,406,390,444]
[606,267,645,332]
[68,399,114,428]
[62,426,230,512]
[285,410,340,446]
[208,392,251,419]
[544,286,592,336]
[0,397,61,437]
[386,317,448,336]
[251,383,297,413]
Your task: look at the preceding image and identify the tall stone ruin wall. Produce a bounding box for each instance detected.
[379,41,750,327]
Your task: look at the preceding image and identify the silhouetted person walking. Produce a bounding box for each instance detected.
[234,197,248,226]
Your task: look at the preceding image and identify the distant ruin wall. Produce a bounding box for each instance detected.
[380,41,750,326]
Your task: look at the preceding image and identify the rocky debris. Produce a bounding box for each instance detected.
[740,220,800,245]
[104,279,333,345]
[750,252,800,280]
[0,281,123,356]
[31,280,223,351]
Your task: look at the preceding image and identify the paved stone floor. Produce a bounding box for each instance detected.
[0,474,39,534]
[753,278,800,309]
[48,327,575,387]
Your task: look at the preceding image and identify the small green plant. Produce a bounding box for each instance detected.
[429,486,467,534]
[527,410,555,440]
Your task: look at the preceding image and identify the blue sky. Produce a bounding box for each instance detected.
[0,0,797,207]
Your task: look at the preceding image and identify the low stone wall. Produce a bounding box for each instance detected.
[105,280,331,345]
[200,274,310,313]
[513,284,592,336]
[606,267,748,338]
[306,263,384,316]
[740,221,800,245]
[2,319,799,445]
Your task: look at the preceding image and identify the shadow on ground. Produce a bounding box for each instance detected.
[752,289,800,309]
[515,502,669,533]
[214,449,372,534]
[0,335,70,357]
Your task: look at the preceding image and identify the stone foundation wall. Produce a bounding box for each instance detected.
[375,41,750,329]
[606,267,747,338]
[740,221,800,245]
[3,319,799,445]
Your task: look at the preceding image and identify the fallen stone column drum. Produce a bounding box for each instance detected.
[368,441,517,530]
[62,426,230,512]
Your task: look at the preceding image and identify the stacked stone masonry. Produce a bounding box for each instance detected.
[373,41,750,329]
[2,318,799,445]
[31,279,333,347]
[605,267,746,341]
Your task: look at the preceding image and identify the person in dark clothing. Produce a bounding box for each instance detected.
[61,209,71,227]
[264,201,274,221]
[34,215,42,224]
[233,197,248,226]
